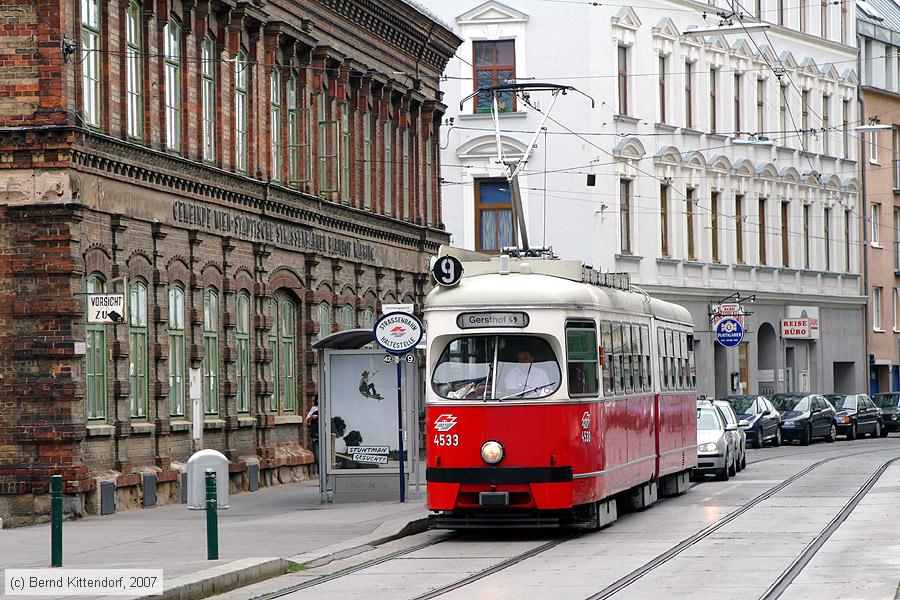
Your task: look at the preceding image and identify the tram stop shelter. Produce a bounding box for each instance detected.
[313,329,423,503]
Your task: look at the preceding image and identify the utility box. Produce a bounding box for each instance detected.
[186,449,229,510]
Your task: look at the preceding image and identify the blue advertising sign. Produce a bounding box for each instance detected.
[716,317,744,347]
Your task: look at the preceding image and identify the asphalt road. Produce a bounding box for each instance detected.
[226,436,900,600]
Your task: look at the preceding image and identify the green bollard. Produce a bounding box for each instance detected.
[205,470,219,560]
[50,475,62,567]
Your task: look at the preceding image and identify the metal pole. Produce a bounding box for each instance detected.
[205,470,219,560]
[396,358,405,503]
[50,475,62,567]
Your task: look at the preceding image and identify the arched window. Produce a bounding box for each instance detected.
[339,304,355,330]
[203,288,219,415]
[317,301,331,340]
[85,275,107,420]
[281,299,296,412]
[236,292,251,413]
[267,297,278,412]
[360,307,376,329]
[168,285,185,416]
[128,280,148,418]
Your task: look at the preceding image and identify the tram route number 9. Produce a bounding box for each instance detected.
[432,255,463,287]
[434,434,459,446]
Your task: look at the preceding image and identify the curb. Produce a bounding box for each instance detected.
[103,557,289,600]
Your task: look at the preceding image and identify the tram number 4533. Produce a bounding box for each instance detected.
[434,434,459,447]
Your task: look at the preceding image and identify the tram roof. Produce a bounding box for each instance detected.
[425,269,692,325]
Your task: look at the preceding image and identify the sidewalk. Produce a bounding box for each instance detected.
[0,480,429,599]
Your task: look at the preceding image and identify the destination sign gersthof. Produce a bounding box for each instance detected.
[457,312,530,329]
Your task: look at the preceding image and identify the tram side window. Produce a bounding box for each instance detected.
[687,334,696,389]
[612,322,624,394]
[673,330,682,390]
[679,332,688,388]
[641,325,652,391]
[631,324,643,391]
[622,324,633,394]
[657,328,668,390]
[566,322,599,396]
[600,321,613,395]
[666,329,676,389]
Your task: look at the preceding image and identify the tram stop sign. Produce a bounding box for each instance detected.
[373,311,423,355]
[716,317,744,347]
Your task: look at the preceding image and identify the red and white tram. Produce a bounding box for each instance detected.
[424,251,697,528]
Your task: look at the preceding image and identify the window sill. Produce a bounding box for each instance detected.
[680,127,703,136]
[874,328,886,333]
[274,415,304,425]
[798,150,818,159]
[775,145,796,153]
[734,263,753,271]
[204,419,226,430]
[615,253,643,262]
[170,420,191,432]
[757,265,778,273]
[656,257,680,265]
[708,262,729,270]
[86,424,114,437]
[682,259,705,267]
[132,422,154,435]
[613,114,640,125]
[893,329,900,334]
[870,160,881,166]
[707,133,729,141]
[238,416,256,428]
[457,111,528,121]
[872,243,883,249]
[654,122,678,132]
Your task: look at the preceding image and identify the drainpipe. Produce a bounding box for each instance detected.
[858,35,872,393]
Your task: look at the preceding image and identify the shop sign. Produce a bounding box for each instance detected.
[785,306,820,339]
[781,318,813,339]
[712,302,745,328]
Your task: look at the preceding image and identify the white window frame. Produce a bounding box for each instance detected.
[125,0,142,140]
[874,286,884,331]
[270,68,282,182]
[163,18,181,151]
[81,0,101,127]
[201,37,215,162]
[234,51,249,173]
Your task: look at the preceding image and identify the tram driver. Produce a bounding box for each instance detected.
[501,349,553,399]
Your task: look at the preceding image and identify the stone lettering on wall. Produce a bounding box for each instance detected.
[171,200,377,261]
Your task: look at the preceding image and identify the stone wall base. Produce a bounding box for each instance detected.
[0,453,315,528]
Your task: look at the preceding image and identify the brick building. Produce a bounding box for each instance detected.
[0,0,460,525]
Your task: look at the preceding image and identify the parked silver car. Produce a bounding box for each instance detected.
[714,399,746,471]
[694,402,738,481]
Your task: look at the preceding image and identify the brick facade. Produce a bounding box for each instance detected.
[0,0,460,526]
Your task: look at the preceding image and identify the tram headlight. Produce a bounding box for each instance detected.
[480,440,505,464]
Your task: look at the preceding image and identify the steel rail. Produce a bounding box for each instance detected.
[759,455,900,600]
[584,451,867,600]
[408,533,581,600]
[255,533,457,599]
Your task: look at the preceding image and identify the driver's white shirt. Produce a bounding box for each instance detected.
[503,363,551,398]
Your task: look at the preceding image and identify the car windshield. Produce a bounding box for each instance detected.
[723,396,756,414]
[770,394,809,412]
[826,395,856,410]
[697,408,721,431]
[873,394,900,408]
[431,335,562,401]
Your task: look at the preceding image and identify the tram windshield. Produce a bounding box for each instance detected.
[431,335,562,401]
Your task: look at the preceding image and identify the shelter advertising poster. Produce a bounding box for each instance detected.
[328,353,402,470]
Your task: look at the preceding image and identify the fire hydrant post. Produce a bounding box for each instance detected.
[205,469,219,560]
[50,474,63,567]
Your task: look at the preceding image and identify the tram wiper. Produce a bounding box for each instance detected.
[499,384,544,400]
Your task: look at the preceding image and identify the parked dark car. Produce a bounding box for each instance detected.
[824,394,883,440]
[720,394,781,448]
[769,393,837,445]
[873,392,900,435]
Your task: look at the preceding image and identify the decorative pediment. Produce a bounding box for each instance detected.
[653,17,679,40]
[820,63,840,82]
[682,150,706,169]
[800,169,821,186]
[611,7,642,31]
[798,57,819,76]
[754,44,777,67]
[705,35,731,54]
[778,51,798,70]
[613,136,646,160]
[457,134,527,160]
[457,1,529,25]
[732,158,754,176]
[841,68,858,86]
[779,165,801,183]
[730,39,754,60]
[841,176,860,192]
[756,162,779,179]
[654,144,682,165]
[822,173,842,189]
[707,154,732,172]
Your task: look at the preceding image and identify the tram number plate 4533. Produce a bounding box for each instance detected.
[581,430,592,443]
[434,434,459,447]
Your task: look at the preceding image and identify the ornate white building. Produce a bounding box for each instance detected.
[422,0,867,396]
